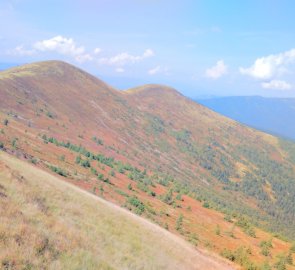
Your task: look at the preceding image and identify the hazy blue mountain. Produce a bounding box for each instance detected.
[0,63,20,71]
[197,96,295,141]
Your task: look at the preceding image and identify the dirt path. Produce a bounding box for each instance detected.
[0,151,237,270]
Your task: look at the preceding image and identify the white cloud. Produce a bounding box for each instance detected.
[7,45,36,56]
[115,67,125,73]
[261,80,292,90]
[240,48,295,79]
[94,48,101,54]
[210,26,221,33]
[34,36,84,55]
[148,66,161,75]
[7,35,154,68]
[205,60,228,79]
[33,35,92,63]
[148,65,169,75]
[75,54,93,63]
[99,49,154,66]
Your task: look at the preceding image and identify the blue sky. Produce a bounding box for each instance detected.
[1,0,295,98]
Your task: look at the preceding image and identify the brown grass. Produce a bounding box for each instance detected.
[0,151,235,270]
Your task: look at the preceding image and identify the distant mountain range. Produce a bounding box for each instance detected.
[0,63,20,71]
[197,96,295,141]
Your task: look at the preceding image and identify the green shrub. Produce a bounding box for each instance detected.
[176,193,182,201]
[260,239,272,257]
[127,196,145,215]
[224,214,233,223]
[202,201,210,208]
[98,174,104,181]
[274,255,287,270]
[286,252,293,265]
[236,216,256,238]
[215,225,221,236]
[49,165,67,177]
[80,159,91,168]
[11,138,18,148]
[46,111,54,118]
[161,189,174,205]
[91,167,98,175]
[30,158,38,164]
[109,170,115,177]
[127,183,132,190]
[221,247,257,270]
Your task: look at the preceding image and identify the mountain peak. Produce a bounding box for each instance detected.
[0,60,92,80]
[124,84,183,98]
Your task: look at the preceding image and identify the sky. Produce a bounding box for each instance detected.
[1,0,295,98]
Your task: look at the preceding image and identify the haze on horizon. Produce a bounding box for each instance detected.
[1,0,295,98]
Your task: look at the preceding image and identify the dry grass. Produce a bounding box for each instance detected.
[0,151,234,270]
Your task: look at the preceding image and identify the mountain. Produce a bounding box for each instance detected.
[1,61,295,269]
[0,63,20,71]
[197,96,295,141]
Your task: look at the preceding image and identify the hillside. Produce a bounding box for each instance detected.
[197,96,295,141]
[1,61,295,269]
[0,151,235,270]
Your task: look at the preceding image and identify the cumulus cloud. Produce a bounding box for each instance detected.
[205,60,228,79]
[99,49,154,66]
[148,66,161,75]
[261,80,292,90]
[115,67,125,73]
[34,36,84,55]
[75,54,93,63]
[240,48,295,79]
[7,35,154,68]
[94,48,102,54]
[33,36,92,63]
[148,65,169,75]
[7,45,36,56]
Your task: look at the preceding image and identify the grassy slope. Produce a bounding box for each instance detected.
[1,61,295,269]
[0,151,235,270]
[1,117,294,269]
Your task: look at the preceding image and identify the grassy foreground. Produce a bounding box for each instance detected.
[0,151,233,270]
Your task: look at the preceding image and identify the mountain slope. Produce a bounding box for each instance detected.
[1,61,295,269]
[197,96,295,140]
[0,151,235,270]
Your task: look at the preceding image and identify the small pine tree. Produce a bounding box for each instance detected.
[228,224,236,238]
[75,155,81,164]
[175,214,183,231]
[109,170,115,177]
[215,225,221,236]
[202,201,210,208]
[176,193,182,201]
[286,252,293,265]
[261,262,271,270]
[127,183,132,190]
[274,256,287,270]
